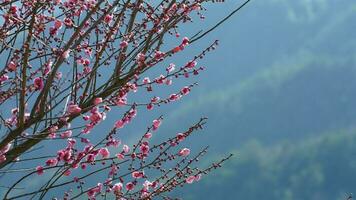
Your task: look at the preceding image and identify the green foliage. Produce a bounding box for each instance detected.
[185,129,356,200]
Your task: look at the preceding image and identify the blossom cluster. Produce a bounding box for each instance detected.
[0,0,233,199]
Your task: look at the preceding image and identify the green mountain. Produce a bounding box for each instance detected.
[166,1,356,199]
[164,0,356,152]
[184,129,356,200]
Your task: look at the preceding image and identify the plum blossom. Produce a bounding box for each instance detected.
[60,130,72,138]
[140,143,150,155]
[166,63,175,73]
[126,182,135,191]
[178,148,190,157]
[62,49,71,59]
[93,97,102,105]
[142,77,150,84]
[43,60,52,76]
[104,14,113,24]
[33,77,44,90]
[54,20,62,29]
[132,171,144,179]
[63,18,73,27]
[186,60,197,69]
[116,153,125,160]
[67,104,81,115]
[185,175,195,184]
[144,132,152,139]
[112,183,123,192]
[176,133,186,142]
[120,41,128,48]
[146,103,154,110]
[99,148,110,158]
[115,120,125,129]
[182,37,189,46]
[186,174,202,184]
[36,166,44,175]
[122,145,130,154]
[152,119,161,130]
[45,158,58,166]
[7,61,16,71]
[181,86,191,95]
[169,93,180,101]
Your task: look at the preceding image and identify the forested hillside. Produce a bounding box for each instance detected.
[183,129,356,200]
[166,0,356,199]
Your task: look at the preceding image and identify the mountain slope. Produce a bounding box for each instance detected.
[184,128,356,200]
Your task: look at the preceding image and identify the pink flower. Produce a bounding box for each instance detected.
[89,111,103,123]
[185,175,195,184]
[136,53,146,62]
[132,171,144,179]
[122,145,130,154]
[112,183,123,192]
[142,77,150,84]
[166,63,175,73]
[154,51,165,60]
[93,97,102,105]
[109,165,118,175]
[10,5,17,14]
[63,18,73,27]
[178,148,190,157]
[144,132,152,139]
[7,61,17,71]
[116,98,127,106]
[87,190,95,198]
[54,20,62,29]
[99,148,110,158]
[0,75,8,82]
[116,153,124,160]
[67,104,81,115]
[62,49,71,59]
[152,119,161,130]
[115,120,125,129]
[181,86,190,95]
[176,133,185,142]
[169,93,180,101]
[44,60,52,76]
[81,163,87,170]
[63,169,71,176]
[172,46,182,53]
[182,37,189,46]
[165,79,172,85]
[140,144,149,154]
[86,154,96,163]
[104,14,113,24]
[33,77,44,90]
[147,103,154,110]
[126,182,135,191]
[45,158,58,166]
[60,130,72,138]
[186,60,197,69]
[83,66,91,74]
[120,41,128,48]
[151,96,160,103]
[36,166,44,175]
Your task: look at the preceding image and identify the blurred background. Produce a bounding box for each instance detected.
[163,0,356,199]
